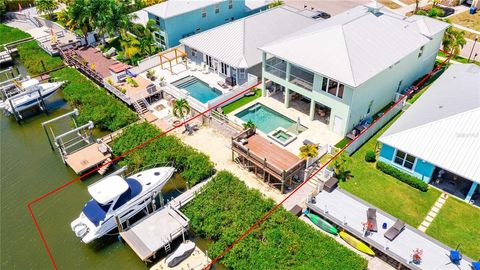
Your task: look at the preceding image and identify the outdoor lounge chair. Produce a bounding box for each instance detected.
[366,208,378,232]
[323,176,338,192]
[217,81,228,89]
[189,62,197,71]
[384,219,405,241]
[102,47,116,58]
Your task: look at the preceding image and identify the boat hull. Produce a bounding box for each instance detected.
[3,81,64,114]
[339,231,375,256]
[305,212,338,235]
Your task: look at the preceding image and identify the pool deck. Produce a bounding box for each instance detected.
[307,189,474,270]
[228,97,342,155]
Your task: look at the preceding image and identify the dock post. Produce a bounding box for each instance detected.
[159,192,164,207]
[115,216,123,232]
[8,98,20,122]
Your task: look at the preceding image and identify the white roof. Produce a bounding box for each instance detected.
[245,0,271,10]
[144,0,223,19]
[260,3,449,87]
[181,6,317,68]
[21,79,39,89]
[88,175,129,204]
[379,64,480,182]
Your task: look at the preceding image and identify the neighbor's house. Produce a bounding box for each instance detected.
[143,0,271,50]
[180,5,320,87]
[259,2,449,136]
[378,64,480,203]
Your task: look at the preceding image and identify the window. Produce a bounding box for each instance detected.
[221,62,229,75]
[238,68,246,79]
[205,55,212,67]
[394,150,416,170]
[321,77,344,99]
[201,8,206,17]
[195,28,200,33]
[327,80,338,95]
[418,45,424,58]
[228,0,233,9]
[215,4,220,13]
[191,49,197,57]
[397,80,402,92]
[321,77,328,91]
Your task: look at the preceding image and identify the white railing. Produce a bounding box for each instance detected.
[103,79,132,105]
[162,84,207,112]
[130,53,161,75]
[206,73,258,109]
[306,144,328,168]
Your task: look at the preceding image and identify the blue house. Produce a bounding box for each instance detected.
[378,64,480,204]
[143,0,270,50]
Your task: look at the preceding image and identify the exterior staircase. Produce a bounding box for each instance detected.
[133,97,149,116]
[164,241,171,253]
[98,158,112,175]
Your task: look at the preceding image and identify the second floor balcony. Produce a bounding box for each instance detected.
[265,57,287,79]
[289,64,314,91]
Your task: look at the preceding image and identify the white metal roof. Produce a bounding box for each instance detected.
[131,10,149,26]
[379,64,480,182]
[259,3,449,87]
[144,0,221,19]
[180,6,317,68]
[245,0,271,10]
[88,175,129,204]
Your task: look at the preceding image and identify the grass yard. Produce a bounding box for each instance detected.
[17,41,64,76]
[221,87,261,114]
[338,112,441,227]
[0,24,31,47]
[449,10,480,32]
[455,27,478,40]
[438,51,480,66]
[426,198,480,259]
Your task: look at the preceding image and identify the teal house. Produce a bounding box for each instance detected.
[143,0,270,50]
[378,64,480,204]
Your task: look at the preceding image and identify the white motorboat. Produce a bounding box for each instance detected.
[0,79,64,114]
[166,241,196,267]
[71,167,176,244]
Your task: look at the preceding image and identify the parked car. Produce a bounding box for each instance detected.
[439,6,455,17]
[312,11,331,20]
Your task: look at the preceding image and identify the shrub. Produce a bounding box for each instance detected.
[111,122,214,187]
[365,150,376,162]
[182,171,367,270]
[376,161,428,192]
[428,7,444,18]
[50,68,137,131]
[17,41,63,75]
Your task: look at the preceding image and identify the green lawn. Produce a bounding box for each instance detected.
[17,41,64,76]
[221,88,261,114]
[438,51,480,66]
[338,113,441,227]
[0,24,31,46]
[427,198,480,259]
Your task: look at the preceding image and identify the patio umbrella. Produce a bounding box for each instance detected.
[296,117,301,133]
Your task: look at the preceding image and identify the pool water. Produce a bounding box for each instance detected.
[172,76,221,103]
[273,130,293,142]
[235,103,299,134]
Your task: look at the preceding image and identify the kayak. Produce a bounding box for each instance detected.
[339,231,375,256]
[304,210,338,235]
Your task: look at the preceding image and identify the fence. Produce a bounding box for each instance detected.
[207,110,242,137]
[206,73,258,109]
[344,97,404,155]
[129,53,161,75]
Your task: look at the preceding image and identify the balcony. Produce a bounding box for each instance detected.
[289,64,313,91]
[265,57,287,79]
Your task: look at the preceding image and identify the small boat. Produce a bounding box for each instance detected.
[339,231,375,256]
[304,210,338,235]
[71,167,176,244]
[165,241,196,267]
[0,79,64,114]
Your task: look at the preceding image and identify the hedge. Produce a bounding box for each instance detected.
[183,171,367,270]
[376,161,429,192]
[110,122,214,187]
[17,41,64,75]
[50,68,137,131]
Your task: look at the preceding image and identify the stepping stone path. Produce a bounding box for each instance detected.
[418,192,448,232]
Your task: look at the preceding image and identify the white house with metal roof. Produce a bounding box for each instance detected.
[378,64,480,203]
[180,5,320,87]
[259,2,449,136]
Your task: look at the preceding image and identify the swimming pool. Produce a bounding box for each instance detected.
[235,103,305,134]
[172,76,221,103]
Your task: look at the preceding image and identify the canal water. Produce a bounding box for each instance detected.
[0,81,225,269]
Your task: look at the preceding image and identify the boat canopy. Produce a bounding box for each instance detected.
[88,175,129,205]
[112,179,143,210]
[82,199,109,226]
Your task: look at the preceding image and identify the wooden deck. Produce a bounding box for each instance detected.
[71,47,118,78]
[64,143,111,174]
[120,207,189,262]
[245,134,301,171]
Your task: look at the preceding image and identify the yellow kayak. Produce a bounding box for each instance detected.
[339,231,375,256]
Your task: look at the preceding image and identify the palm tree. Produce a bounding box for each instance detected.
[269,0,283,8]
[120,32,141,60]
[36,0,59,19]
[333,155,353,182]
[89,0,114,44]
[172,99,191,123]
[132,19,159,56]
[64,0,92,44]
[242,120,256,131]
[299,144,318,160]
[442,21,466,59]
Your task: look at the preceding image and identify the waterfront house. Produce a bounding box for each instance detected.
[378,64,480,203]
[143,0,271,50]
[259,2,449,136]
[180,6,319,87]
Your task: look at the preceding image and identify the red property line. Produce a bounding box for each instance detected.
[27,82,261,270]
[204,53,452,269]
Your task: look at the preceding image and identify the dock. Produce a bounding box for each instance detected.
[64,142,112,175]
[120,207,189,262]
[0,51,13,64]
[120,177,212,263]
[306,189,474,270]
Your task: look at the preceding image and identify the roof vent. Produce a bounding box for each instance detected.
[365,1,384,15]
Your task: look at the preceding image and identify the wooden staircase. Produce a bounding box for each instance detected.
[133,97,149,116]
[98,158,112,175]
